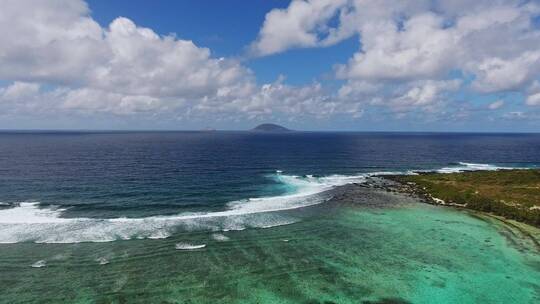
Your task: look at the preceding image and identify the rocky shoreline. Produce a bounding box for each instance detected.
[322,176,423,210]
[326,176,462,208]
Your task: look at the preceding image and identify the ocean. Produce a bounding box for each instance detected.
[0,131,539,303]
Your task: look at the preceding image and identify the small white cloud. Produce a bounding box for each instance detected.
[471,52,540,93]
[1,82,40,101]
[526,93,540,106]
[393,80,461,107]
[249,0,353,56]
[488,100,505,110]
[337,12,460,81]
[503,111,527,119]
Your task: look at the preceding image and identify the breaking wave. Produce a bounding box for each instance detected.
[0,174,366,244]
[175,242,206,250]
[434,162,515,174]
[0,162,525,244]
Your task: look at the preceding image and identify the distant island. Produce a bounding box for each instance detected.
[251,123,291,132]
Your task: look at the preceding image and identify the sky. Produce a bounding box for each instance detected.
[1,0,540,131]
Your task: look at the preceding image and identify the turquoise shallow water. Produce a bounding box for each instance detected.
[1,202,538,304]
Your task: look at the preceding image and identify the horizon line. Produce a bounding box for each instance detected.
[0,129,539,135]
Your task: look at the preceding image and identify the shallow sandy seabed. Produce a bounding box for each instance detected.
[0,190,539,304]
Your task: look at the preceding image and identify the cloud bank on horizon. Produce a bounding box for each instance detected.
[0,0,539,130]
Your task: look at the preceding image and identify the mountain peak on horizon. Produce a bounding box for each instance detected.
[251,123,291,132]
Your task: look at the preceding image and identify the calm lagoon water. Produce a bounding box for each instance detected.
[0,131,539,303]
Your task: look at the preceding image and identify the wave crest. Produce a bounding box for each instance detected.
[0,162,525,244]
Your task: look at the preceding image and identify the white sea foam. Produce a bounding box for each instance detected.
[0,163,520,244]
[31,260,46,268]
[147,229,171,240]
[0,202,67,224]
[434,162,514,174]
[175,242,206,250]
[51,253,69,261]
[211,233,230,241]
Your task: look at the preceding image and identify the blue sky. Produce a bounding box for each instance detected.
[87,1,280,58]
[1,0,540,131]
[86,0,357,85]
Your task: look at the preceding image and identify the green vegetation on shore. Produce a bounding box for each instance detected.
[395,169,540,227]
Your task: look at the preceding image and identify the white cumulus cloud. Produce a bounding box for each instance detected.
[253,0,540,112]
[0,0,355,123]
